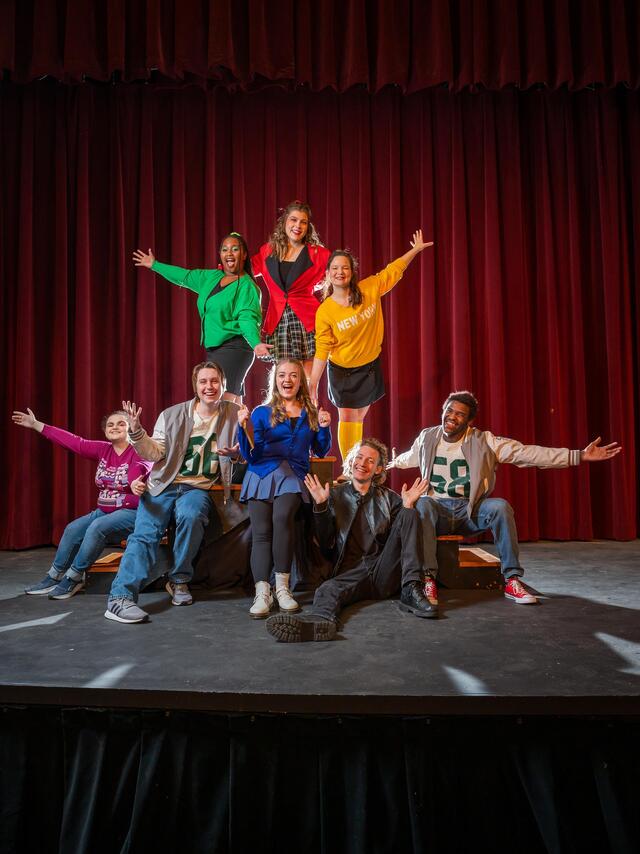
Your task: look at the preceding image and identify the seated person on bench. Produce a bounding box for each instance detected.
[388,391,621,606]
[105,361,240,624]
[265,438,435,642]
[13,408,150,599]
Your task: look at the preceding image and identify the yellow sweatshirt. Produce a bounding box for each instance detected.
[314,258,407,367]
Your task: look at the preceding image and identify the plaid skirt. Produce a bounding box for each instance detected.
[265,304,316,362]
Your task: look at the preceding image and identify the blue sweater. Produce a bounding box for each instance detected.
[238,405,332,479]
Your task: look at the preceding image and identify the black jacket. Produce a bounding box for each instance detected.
[313,481,404,576]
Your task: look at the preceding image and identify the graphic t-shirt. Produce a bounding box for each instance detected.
[429,437,470,499]
[174,409,220,489]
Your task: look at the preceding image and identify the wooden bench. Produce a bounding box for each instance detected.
[436,535,503,590]
[90,457,337,573]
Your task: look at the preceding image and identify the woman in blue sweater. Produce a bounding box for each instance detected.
[237,360,332,617]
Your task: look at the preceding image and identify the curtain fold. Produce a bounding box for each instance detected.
[1,707,639,853]
[1,81,638,547]
[2,0,640,91]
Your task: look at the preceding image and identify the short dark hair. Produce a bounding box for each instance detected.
[101,410,128,432]
[443,391,478,421]
[342,437,388,485]
[191,361,226,394]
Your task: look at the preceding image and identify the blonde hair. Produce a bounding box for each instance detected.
[342,438,388,485]
[268,201,323,262]
[263,359,320,430]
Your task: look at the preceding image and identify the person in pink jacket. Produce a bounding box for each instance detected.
[12,408,150,600]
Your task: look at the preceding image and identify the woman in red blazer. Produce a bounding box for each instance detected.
[252,201,330,376]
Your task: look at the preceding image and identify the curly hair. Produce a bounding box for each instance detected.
[322,249,364,308]
[342,437,388,485]
[263,359,320,430]
[443,390,478,421]
[267,201,324,261]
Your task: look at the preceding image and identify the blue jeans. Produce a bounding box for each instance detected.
[49,508,137,581]
[416,496,522,579]
[109,485,212,601]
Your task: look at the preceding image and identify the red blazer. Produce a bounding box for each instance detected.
[252,243,330,334]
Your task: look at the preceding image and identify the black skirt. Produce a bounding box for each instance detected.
[206,337,254,396]
[327,356,385,408]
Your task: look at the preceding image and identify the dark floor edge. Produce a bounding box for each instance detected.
[1,685,639,716]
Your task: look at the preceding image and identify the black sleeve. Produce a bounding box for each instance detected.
[387,488,404,524]
[312,499,337,559]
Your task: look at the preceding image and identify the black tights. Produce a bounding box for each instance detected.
[247,494,302,583]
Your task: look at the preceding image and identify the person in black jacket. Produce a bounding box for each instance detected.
[266,437,436,642]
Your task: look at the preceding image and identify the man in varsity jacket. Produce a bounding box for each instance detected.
[389,391,621,606]
[105,360,240,624]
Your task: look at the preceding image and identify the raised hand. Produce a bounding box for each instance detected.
[253,342,274,359]
[132,248,156,268]
[12,408,43,432]
[386,446,397,470]
[318,407,331,428]
[121,400,143,433]
[581,437,622,462]
[400,476,430,508]
[130,476,147,497]
[237,404,251,429]
[304,473,331,505]
[409,229,434,252]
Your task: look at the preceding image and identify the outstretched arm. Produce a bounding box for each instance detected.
[580,437,622,462]
[396,229,434,269]
[12,408,44,433]
[132,248,155,268]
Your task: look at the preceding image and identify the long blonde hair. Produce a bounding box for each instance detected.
[264,359,320,430]
[268,201,324,262]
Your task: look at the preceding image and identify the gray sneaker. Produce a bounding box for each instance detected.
[165,581,193,606]
[25,573,62,595]
[104,597,149,624]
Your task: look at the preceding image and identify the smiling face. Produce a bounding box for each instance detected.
[285,209,309,245]
[441,399,473,442]
[195,367,223,407]
[328,254,353,289]
[275,362,302,401]
[103,413,129,445]
[351,444,383,487]
[219,236,247,275]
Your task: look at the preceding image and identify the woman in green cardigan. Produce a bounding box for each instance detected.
[133,233,272,402]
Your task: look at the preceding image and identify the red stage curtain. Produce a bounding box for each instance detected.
[1,81,638,548]
[2,0,640,91]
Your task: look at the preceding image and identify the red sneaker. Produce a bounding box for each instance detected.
[504,578,537,605]
[423,576,438,606]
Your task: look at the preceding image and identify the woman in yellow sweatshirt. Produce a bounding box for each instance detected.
[308,230,433,462]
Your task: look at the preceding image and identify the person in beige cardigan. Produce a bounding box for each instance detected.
[105,360,241,624]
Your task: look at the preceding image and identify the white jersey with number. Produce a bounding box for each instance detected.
[428,437,470,499]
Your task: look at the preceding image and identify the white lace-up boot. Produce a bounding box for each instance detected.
[249,580,274,619]
[274,573,300,613]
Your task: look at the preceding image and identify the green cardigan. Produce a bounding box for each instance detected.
[151,261,262,349]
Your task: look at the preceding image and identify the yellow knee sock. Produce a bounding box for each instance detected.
[337,421,364,462]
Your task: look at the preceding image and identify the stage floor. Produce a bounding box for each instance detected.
[1,541,639,716]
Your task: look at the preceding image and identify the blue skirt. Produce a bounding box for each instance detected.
[240,460,310,504]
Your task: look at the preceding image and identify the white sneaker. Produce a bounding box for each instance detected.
[250,580,274,619]
[275,573,300,613]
